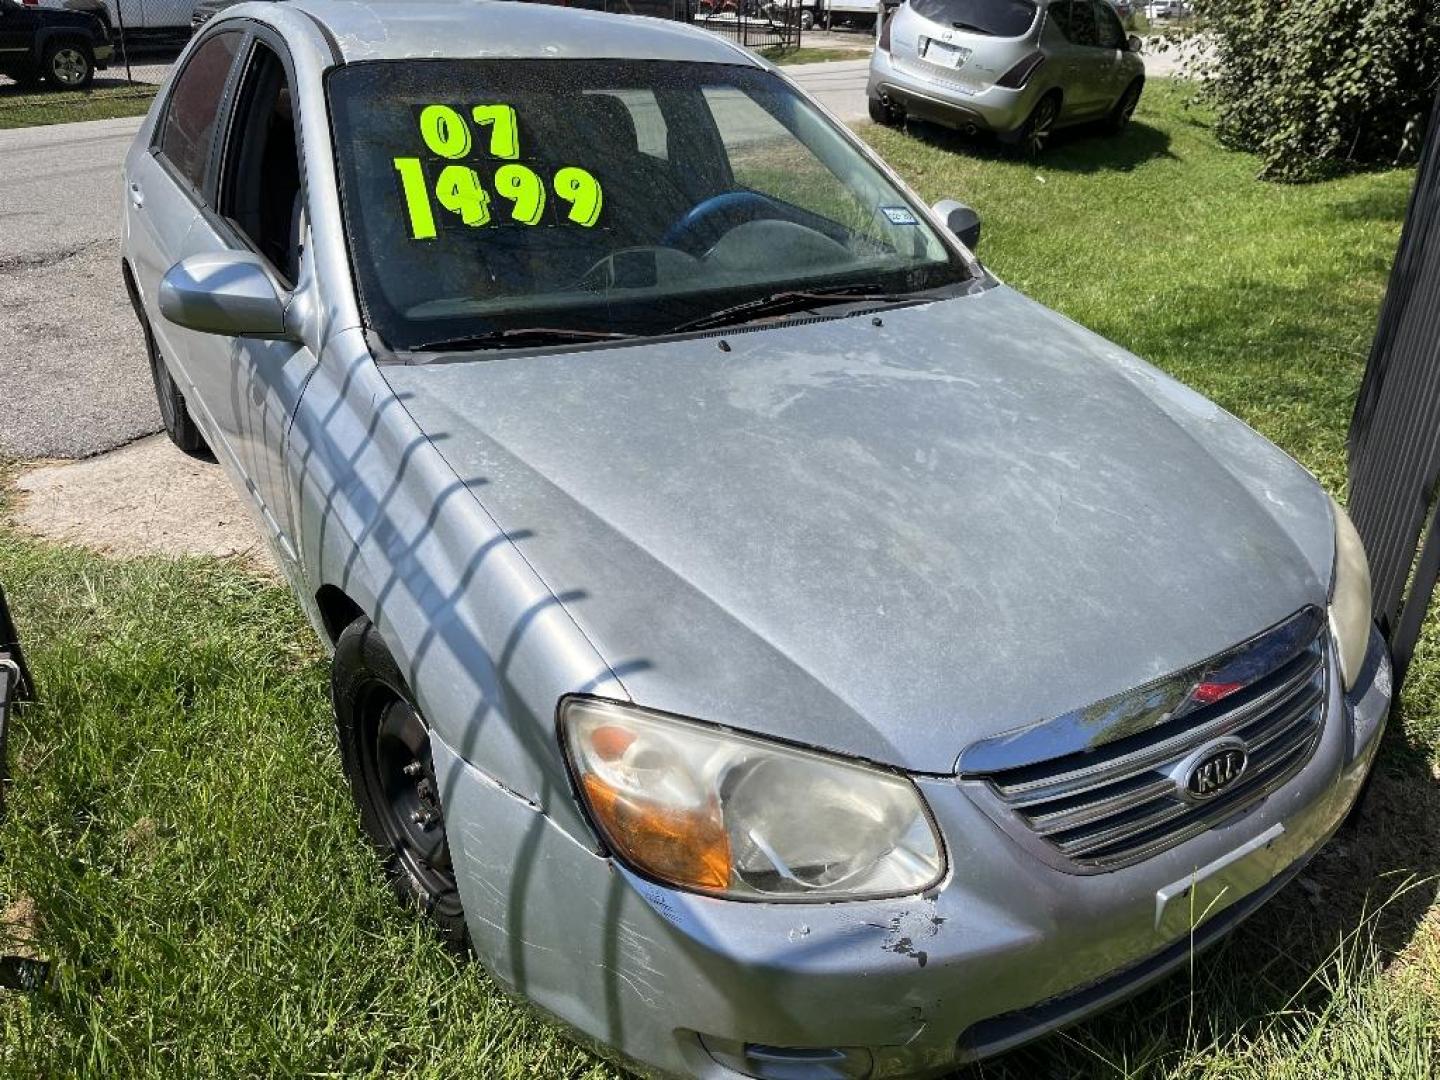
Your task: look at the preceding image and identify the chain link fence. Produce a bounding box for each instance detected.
[690,0,803,49]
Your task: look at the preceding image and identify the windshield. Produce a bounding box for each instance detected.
[326,59,970,352]
[908,0,1038,36]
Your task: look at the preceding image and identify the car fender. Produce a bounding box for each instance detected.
[31,24,93,63]
[287,329,623,847]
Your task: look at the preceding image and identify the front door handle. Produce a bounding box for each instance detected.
[128,183,144,209]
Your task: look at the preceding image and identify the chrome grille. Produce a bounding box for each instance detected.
[960,610,1328,872]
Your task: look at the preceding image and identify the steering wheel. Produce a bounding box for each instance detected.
[662,191,787,255]
[574,246,702,292]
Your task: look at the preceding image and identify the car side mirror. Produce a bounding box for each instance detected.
[932,198,981,251]
[1127,34,1143,52]
[158,251,291,339]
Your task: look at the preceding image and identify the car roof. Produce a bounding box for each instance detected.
[267,0,760,66]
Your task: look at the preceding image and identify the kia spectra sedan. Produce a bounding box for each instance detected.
[119,2,1391,1076]
[868,0,1146,154]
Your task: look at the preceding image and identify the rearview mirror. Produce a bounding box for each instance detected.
[1127,34,1143,52]
[932,198,981,251]
[158,251,290,339]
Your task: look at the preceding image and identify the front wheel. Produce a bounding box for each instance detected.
[42,40,94,89]
[332,617,470,953]
[138,310,210,458]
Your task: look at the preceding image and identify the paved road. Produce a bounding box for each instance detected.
[0,116,158,460]
[785,58,870,121]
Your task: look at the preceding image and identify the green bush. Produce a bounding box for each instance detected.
[1185,0,1440,181]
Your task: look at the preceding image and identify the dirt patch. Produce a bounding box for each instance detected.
[10,435,277,576]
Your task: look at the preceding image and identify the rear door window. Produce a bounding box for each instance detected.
[157,30,244,196]
[908,0,1037,36]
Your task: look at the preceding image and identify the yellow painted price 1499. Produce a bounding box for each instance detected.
[392,101,602,238]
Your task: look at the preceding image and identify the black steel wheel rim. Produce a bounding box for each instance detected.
[363,693,456,897]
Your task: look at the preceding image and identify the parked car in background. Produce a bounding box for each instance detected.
[30,0,199,43]
[0,0,112,87]
[121,1,1390,1077]
[869,0,1145,154]
[1145,0,1187,17]
[819,0,879,29]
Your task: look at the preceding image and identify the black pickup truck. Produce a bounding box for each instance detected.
[0,0,113,89]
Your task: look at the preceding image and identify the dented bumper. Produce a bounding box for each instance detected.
[429,632,1389,1079]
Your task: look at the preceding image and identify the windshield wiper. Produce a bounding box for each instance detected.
[414,326,636,352]
[668,283,913,335]
[950,20,993,33]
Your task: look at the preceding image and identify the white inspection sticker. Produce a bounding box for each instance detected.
[881,206,917,225]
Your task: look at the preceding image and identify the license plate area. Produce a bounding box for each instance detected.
[919,37,972,69]
[1154,823,1286,941]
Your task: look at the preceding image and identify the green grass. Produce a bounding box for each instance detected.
[0,539,614,1078]
[3,78,1438,1078]
[0,82,155,130]
[756,44,870,65]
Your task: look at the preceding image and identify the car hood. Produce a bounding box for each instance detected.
[382,285,1334,773]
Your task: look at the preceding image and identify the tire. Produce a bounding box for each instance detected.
[1012,92,1060,157]
[1105,78,1143,133]
[140,311,210,458]
[799,8,814,28]
[42,39,94,89]
[867,94,899,126]
[332,617,470,953]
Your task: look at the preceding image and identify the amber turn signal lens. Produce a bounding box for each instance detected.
[581,774,732,890]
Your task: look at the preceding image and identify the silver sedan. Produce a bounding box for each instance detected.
[869,0,1147,152]
[119,1,1388,1077]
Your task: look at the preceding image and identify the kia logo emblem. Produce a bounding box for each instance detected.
[1178,740,1248,802]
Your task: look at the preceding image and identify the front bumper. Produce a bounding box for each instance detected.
[430,630,1390,1079]
[866,48,1038,136]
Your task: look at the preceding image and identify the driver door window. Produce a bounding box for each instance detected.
[218,39,303,285]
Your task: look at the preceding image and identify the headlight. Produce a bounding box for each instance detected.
[560,697,946,901]
[1329,495,1373,692]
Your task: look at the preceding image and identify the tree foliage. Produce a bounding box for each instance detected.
[1182,0,1440,181]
